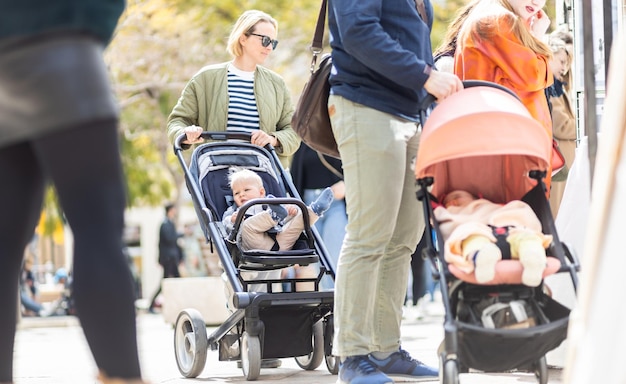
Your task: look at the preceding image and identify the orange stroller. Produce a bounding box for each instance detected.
[415,81,580,384]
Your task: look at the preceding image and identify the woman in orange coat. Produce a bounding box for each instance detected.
[455,0,555,188]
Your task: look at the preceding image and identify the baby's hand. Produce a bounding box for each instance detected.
[286,205,298,216]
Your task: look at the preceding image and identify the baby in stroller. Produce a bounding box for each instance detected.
[434,190,553,286]
[222,168,334,252]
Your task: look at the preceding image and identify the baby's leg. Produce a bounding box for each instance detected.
[462,234,502,283]
[240,211,279,251]
[508,231,547,287]
[276,207,313,250]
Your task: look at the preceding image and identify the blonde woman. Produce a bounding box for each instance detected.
[547,30,576,217]
[167,10,300,168]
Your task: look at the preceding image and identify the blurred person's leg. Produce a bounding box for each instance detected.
[34,120,141,379]
[410,232,428,306]
[0,142,46,382]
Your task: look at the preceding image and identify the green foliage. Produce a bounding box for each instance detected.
[432,0,468,50]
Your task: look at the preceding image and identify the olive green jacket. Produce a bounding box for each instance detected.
[167,62,300,168]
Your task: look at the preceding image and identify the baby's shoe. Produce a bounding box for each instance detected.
[518,240,547,287]
[473,242,501,283]
[309,187,333,216]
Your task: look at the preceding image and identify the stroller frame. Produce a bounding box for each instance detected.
[172,131,338,380]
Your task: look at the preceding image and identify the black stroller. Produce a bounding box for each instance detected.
[172,131,338,381]
[414,81,580,384]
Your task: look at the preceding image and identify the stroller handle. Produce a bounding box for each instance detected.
[417,80,520,113]
[417,80,520,125]
[174,130,254,151]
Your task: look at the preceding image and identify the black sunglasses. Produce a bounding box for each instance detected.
[249,33,278,49]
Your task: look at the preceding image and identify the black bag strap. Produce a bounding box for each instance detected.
[317,151,343,179]
[309,0,328,73]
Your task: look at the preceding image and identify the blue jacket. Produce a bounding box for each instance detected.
[328,0,434,122]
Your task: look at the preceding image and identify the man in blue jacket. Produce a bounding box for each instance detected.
[327,0,463,383]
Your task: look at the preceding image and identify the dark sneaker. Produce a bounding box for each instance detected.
[310,187,334,216]
[367,349,438,381]
[338,355,393,384]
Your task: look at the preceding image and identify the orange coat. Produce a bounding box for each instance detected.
[455,11,554,188]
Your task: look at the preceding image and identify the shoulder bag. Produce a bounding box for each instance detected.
[291,0,339,159]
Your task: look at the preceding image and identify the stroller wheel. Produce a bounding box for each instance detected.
[533,356,548,384]
[325,355,339,375]
[295,320,325,370]
[174,308,208,378]
[241,331,261,380]
[442,359,460,384]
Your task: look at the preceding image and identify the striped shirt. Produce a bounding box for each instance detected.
[227,64,260,132]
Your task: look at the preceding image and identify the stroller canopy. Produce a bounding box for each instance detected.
[415,84,552,204]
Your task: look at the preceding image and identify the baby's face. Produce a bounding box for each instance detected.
[443,190,475,208]
[232,181,265,207]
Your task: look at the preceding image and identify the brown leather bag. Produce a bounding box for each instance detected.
[291,0,339,159]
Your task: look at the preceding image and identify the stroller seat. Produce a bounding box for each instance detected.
[197,146,320,272]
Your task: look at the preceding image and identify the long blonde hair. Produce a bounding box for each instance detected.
[459,0,552,59]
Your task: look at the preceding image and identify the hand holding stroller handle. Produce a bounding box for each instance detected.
[174,131,269,152]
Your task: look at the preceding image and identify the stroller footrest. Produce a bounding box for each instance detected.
[240,250,318,268]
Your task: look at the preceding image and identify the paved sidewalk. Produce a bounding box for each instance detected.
[14,302,564,384]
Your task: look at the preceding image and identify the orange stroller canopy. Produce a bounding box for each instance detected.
[415,84,552,204]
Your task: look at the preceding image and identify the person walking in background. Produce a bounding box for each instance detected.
[454,0,555,189]
[167,9,300,169]
[327,0,463,383]
[291,142,347,290]
[0,1,145,383]
[547,28,577,218]
[148,203,184,313]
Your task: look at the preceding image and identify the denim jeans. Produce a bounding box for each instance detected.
[303,189,347,290]
[329,95,424,357]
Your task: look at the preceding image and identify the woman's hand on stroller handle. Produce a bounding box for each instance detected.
[250,130,278,148]
[182,125,204,144]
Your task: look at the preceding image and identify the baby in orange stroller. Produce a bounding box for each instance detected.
[433,190,552,286]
